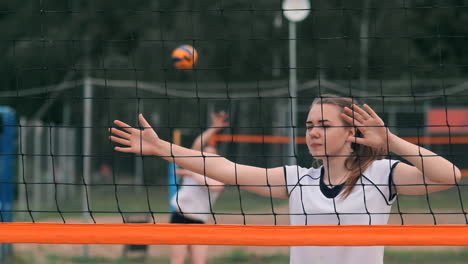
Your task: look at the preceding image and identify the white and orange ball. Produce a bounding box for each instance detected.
[171,45,198,69]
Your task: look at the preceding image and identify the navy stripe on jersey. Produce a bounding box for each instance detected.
[388,161,400,202]
[319,166,345,199]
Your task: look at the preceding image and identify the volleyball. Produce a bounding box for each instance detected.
[171,45,198,69]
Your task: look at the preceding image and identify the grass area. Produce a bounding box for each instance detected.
[213,187,288,212]
[384,249,468,264]
[16,182,288,222]
[210,249,289,264]
[15,178,468,222]
[393,182,468,211]
[8,254,167,264]
[7,248,468,264]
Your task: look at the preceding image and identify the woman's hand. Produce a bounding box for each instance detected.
[110,114,160,156]
[211,111,229,128]
[342,104,393,153]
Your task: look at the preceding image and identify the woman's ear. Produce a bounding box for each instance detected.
[349,127,360,153]
[348,125,356,138]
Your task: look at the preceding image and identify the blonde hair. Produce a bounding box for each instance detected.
[311,94,385,198]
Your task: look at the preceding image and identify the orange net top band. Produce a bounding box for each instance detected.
[1,223,467,246]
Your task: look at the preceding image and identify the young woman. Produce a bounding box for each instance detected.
[109,95,461,264]
[169,112,227,264]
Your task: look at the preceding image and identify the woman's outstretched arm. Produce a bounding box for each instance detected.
[110,114,288,198]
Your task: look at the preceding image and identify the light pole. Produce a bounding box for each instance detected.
[282,0,310,165]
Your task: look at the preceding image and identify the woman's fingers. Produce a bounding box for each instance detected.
[220,111,228,119]
[111,116,155,155]
[363,104,379,119]
[341,111,363,126]
[351,104,371,120]
[109,127,131,139]
[114,146,134,153]
[211,111,229,127]
[138,114,151,130]
[110,135,130,146]
[346,136,366,146]
[114,120,135,133]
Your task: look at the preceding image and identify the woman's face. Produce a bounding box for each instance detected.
[305,103,353,159]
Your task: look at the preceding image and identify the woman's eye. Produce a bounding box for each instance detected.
[306,124,330,129]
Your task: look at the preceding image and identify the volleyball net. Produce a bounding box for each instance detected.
[0,0,468,247]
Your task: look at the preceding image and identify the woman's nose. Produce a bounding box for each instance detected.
[308,127,320,138]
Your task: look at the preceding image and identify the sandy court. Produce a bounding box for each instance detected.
[14,207,468,260]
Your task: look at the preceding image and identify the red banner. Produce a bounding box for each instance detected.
[427,108,468,134]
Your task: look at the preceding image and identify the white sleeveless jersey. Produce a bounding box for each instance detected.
[170,173,221,222]
[284,159,400,264]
